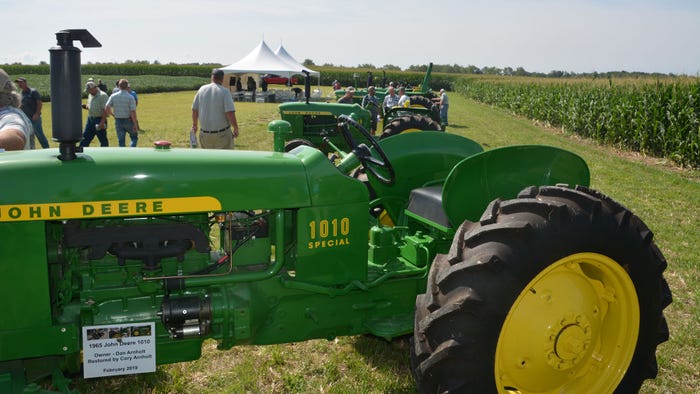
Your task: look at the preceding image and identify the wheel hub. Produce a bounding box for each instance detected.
[546,314,592,370]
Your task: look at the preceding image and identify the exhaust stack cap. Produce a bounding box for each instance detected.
[50,29,101,161]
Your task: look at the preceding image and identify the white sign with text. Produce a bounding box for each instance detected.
[82,322,156,378]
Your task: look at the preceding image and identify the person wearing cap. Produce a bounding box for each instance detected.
[439,88,449,127]
[191,69,239,149]
[105,79,139,147]
[14,76,48,149]
[80,81,110,147]
[0,69,32,150]
[337,86,355,104]
[361,86,379,135]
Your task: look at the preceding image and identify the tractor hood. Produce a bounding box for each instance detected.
[0,147,365,222]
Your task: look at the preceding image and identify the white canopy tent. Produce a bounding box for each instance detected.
[274,44,320,78]
[220,40,305,77]
[219,40,321,101]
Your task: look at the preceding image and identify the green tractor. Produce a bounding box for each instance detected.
[333,62,437,105]
[0,30,671,393]
[278,66,441,153]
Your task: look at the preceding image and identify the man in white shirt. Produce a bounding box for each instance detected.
[191,69,239,149]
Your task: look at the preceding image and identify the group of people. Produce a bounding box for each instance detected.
[334,83,449,135]
[1,67,241,152]
[0,67,145,151]
[80,78,140,147]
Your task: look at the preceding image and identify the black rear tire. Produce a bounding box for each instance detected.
[380,115,441,140]
[407,95,436,111]
[411,185,671,393]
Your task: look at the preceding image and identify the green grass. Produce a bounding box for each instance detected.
[4,74,210,100]
[41,89,700,393]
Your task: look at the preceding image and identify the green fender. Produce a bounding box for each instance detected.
[442,145,590,224]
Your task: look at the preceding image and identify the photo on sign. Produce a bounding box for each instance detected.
[86,325,152,341]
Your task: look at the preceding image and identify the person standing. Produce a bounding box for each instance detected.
[80,81,109,147]
[361,86,379,135]
[0,69,31,150]
[191,69,239,149]
[105,79,139,147]
[439,88,449,127]
[14,77,48,149]
[127,83,138,106]
[97,79,108,93]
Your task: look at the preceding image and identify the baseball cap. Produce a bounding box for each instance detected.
[14,77,27,83]
[346,86,355,93]
[212,69,224,79]
[0,69,14,93]
[85,81,97,90]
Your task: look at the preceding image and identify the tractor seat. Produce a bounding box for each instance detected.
[406,185,451,228]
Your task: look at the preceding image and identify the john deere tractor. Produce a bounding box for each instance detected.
[333,62,437,104]
[278,66,441,153]
[0,30,671,393]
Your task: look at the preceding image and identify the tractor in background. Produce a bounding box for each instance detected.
[278,66,442,153]
[0,30,671,394]
[333,62,437,104]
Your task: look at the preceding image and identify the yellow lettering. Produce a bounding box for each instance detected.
[29,206,41,218]
[0,197,221,222]
[9,207,21,219]
[49,205,61,217]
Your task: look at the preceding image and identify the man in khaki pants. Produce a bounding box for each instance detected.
[191,69,239,149]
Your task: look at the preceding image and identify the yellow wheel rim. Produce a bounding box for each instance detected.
[401,128,422,133]
[495,253,639,393]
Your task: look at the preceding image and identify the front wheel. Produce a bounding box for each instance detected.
[411,185,671,393]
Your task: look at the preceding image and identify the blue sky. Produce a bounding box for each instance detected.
[2,0,698,74]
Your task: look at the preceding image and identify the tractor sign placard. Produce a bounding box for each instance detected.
[82,323,156,378]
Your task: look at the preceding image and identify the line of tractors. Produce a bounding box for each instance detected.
[0,30,671,393]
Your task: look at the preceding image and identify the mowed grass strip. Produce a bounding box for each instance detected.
[40,89,698,394]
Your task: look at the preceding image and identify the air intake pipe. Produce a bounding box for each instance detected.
[49,29,101,160]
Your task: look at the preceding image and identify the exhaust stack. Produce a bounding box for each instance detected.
[49,29,101,161]
[303,70,310,104]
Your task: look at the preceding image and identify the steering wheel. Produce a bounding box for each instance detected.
[337,114,395,185]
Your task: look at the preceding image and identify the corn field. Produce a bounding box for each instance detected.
[456,78,700,168]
